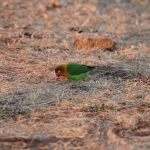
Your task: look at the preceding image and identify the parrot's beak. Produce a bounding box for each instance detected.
[56,72,60,77]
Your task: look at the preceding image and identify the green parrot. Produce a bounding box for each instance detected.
[55,62,97,81]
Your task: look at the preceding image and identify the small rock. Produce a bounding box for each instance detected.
[50,0,61,8]
[74,33,118,50]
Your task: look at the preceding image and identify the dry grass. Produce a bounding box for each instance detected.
[0,0,150,149]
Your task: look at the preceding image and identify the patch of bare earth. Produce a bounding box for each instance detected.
[0,0,150,149]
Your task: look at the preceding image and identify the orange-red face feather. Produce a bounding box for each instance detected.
[55,64,69,78]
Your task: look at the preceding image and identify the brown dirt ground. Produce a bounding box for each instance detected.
[0,0,150,149]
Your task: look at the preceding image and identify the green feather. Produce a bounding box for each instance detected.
[67,63,97,81]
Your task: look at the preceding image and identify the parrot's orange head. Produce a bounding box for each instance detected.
[55,64,68,78]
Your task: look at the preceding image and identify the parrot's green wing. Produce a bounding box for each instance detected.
[67,63,97,81]
[67,63,95,75]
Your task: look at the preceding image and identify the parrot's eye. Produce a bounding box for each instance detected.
[58,70,61,73]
